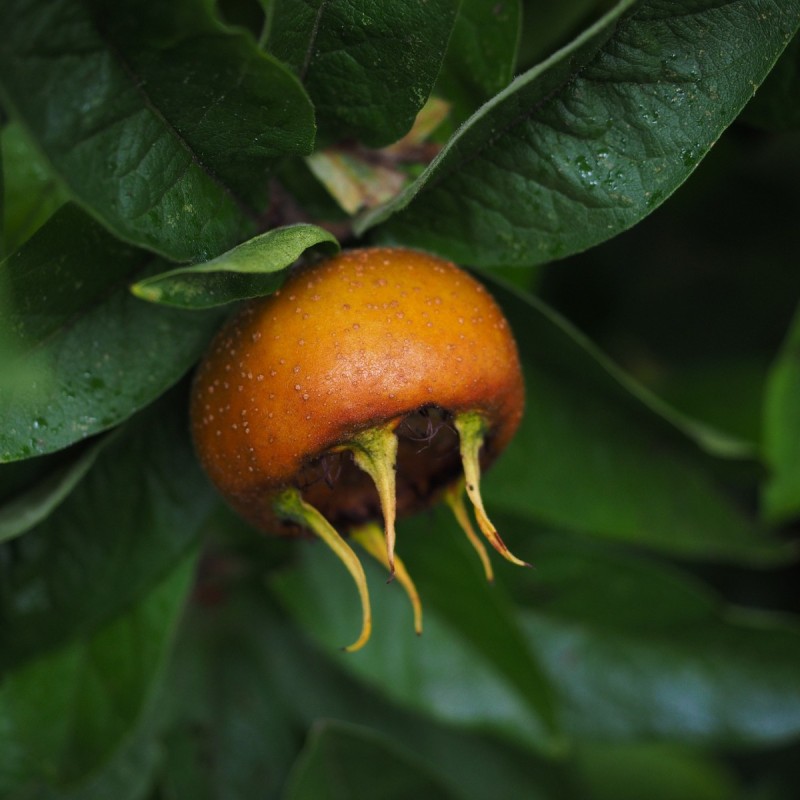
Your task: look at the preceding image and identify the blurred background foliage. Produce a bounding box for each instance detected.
[1,0,800,798]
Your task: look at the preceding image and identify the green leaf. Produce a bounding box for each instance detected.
[435,0,521,124]
[573,742,739,800]
[0,553,195,794]
[358,0,800,267]
[265,0,458,147]
[516,535,800,745]
[488,281,786,564]
[132,224,339,309]
[284,720,460,800]
[48,726,161,800]
[0,204,224,461]
[0,390,214,671]
[0,433,112,544]
[0,0,315,262]
[217,581,576,800]
[271,522,561,753]
[1,121,68,255]
[155,601,299,800]
[762,304,800,523]
[397,505,560,743]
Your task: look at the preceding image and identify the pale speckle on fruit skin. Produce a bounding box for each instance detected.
[190,247,524,531]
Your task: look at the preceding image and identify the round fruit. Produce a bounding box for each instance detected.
[191,247,527,650]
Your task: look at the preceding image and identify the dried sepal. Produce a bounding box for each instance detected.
[345,422,400,578]
[454,411,530,569]
[351,522,423,636]
[444,478,495,583]
[273,487,372,652]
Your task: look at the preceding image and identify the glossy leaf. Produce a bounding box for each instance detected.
[0,0,315,261]
[0,554,195,793]
[359,0,800,267]
[435,0,521,124]
[284,720,460,800]
[265,0,458,147]
[0,390,214,671]
[762,305,800,523]
[488,281,786,564]
[516,535,800,745]
[132,224,339,309]
[0,205,224,461]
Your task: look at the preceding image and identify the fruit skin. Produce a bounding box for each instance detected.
[190,247,524,534]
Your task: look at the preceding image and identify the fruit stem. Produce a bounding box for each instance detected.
[444,478,495,583]
[346,423,399,580]
[272,487,372,653]
[454,411,530,569]
[352,522,423,636]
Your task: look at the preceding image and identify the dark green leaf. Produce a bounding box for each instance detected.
[0,0,315,261]
[48,726,161,800]
[155,601,298,800]
[271,524,560,752]
[516,535,800,745]
[225,581,576,800]
[488,281,786,564]
[574,743,739,800]
[0,433,112,543]
[0,204,224,461]
[435,0,521,124]
[1,121,68,256]
[265,0,458,147]
[132,224,339,308]
[762,305,800,523]
[284,720,460,800]
[359,0,800,267]
[0,390,214,671]
[397,505,560,742]
[0,553,195,793]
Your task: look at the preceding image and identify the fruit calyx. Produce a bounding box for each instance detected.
[273,406,527,651]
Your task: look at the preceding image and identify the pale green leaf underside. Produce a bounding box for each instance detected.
[132,224,340,309]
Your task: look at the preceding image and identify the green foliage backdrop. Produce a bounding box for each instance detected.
[1,1,800,798]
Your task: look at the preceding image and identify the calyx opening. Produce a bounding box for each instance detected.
[273,407,528,651]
